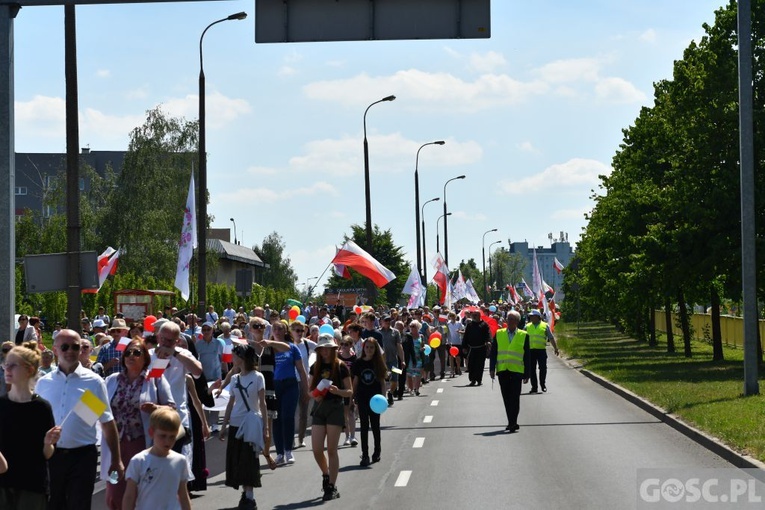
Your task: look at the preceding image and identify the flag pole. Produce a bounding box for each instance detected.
[307,261,333,299]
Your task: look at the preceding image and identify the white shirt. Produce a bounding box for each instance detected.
[229,371,265,427]
[125,449,188,510]
[36,363,114,448]
[447,322,463,345]
[150,348,193,427]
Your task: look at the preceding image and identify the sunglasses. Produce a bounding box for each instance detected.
[124,348,143,358]
[340,343,351,347]
[292,329,305,334]
[252,324,265,330]
[59,343,81,352]
[1,347,10,354]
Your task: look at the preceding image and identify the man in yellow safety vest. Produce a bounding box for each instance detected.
[526,309,559,393]
[489,310,530,433]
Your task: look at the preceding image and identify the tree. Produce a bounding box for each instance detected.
[326,224,408,306]
[252,232,298,294]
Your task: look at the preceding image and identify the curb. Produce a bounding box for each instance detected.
[575,365,765,471]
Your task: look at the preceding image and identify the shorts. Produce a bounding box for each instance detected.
[310,398,345,427]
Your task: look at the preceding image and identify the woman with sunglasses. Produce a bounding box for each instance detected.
[102,338,175,510]
[289,321,316,450]
[0,343,59,510]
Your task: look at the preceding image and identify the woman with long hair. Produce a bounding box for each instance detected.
[351,337,387,466]
[309,335,352,501]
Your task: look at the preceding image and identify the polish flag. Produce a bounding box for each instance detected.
[115,336,132,352]
[333,247,352,279]
[331,240,396,288]
[431,253,449,305]
[82,247,120,294]
[508,285,521,305]
[147,358,170,379]
[221,343,233,364]
[553,257,565,274]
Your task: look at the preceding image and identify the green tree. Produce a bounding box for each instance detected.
[252,232,298,294]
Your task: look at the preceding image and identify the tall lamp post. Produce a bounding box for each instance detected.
[362,95,396,304]
[414,141,445,283]
[482,228,498,303]
[443,174,466,267]
[305,276,319,302]
[421,197,440,287]
[488,240,502,300]
[198,11,247,317]
[230,217,238,245]
[436,212,452,254]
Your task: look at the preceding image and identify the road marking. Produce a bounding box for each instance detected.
[441,378,447,383]
[395,470,412,487]
[431,400,439,406]
[423,415,433,423]
[413,437,425,448]
[436,388,444,393]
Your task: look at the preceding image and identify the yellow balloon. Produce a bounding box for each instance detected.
[430,337,441,349]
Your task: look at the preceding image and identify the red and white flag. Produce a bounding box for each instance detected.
[221,343,233,364]
[333,246,352,279]
[520,278,534,298]
[431,253,449,305]
[147,357,170,379]
[115,336,131,352]
[331,240,396,288]
[553,257,565,274]
[83,247,120,294]
[174,172,197,301]
[508,285,521,305]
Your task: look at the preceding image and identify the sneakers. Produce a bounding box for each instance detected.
[275,454,285,466]
[343,437,351,446]
[322,484,340,501]
[210,423,220,434]
[414,390,420,396]
[372,451,381,463]
[294,440,306,449]
[350,437,358,447]
[397,395,403,401]
[238,493,257,510]
[387,392,394,406]
[360,455,371,467]
[285,451,295,464]
[541,384,547,393]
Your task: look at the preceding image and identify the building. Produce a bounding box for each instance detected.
[207,229,268,291]
[507,232,573,302]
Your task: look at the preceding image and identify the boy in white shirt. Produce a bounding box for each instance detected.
[123,408,191,510]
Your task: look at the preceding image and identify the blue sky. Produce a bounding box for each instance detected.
[13,0,725,293]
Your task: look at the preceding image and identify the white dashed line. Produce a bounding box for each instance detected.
[395,470,412,487]
[431,400,439,406]
[436,388,444,393]
[441,378,447,383]
[423,415,433,423]
[413,437,425,448]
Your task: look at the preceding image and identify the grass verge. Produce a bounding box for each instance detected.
[556,321,765,462]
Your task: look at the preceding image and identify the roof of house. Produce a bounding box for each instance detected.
[207,238,267,267]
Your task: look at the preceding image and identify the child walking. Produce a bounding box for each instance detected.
[122,408,191,510]
[337,336,358,447]
[220,343,267,510]
[351,337,387,466]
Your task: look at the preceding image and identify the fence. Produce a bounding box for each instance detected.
[654,311,765,349]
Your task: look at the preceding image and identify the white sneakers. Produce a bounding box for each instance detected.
[285,451,295,464]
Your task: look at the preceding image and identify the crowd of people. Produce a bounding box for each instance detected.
[0,299,557,509]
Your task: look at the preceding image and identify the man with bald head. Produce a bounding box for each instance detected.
[37,329,123,510]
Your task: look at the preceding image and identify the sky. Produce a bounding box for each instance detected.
[12,0,727,295]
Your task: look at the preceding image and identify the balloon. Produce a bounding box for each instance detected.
[291,305,301,314]
[319,324,335,337]
[489,305,497,312]
[354,306,362,314]
[370,394,388,414]
[296,315,306,324]
[449,346,459,357]
[423,344,432,355]
[143,315,157,333]
[430,337,441,349]
[429,331,442,340]
[288,308,299,320]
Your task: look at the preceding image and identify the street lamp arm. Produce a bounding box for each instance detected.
[364,95,396,138]
[200,12,247,73]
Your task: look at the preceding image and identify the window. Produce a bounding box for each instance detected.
[14,186,27,196]
[79,178,85,191]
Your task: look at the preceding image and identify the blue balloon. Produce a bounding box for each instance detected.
[489,305,497,312]
[424,344,432,356]
[319,324,335,337]
[370,394,388,414]
[296,315,306,324]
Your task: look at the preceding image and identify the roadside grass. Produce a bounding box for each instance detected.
[556,321,765,462]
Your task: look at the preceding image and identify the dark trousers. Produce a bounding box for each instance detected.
[497,371,523,427]
[529,349,548,390]
[48,444,98,510]
[357,401,381,457]
[467,345,487,384]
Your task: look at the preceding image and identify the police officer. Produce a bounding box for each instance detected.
[489,310,530,432]
[526,309,559,393]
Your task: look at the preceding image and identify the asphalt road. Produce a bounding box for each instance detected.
[92,352,737,509]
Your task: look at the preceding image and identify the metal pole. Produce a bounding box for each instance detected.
[230,217,237,245]
[738,0,759,396]
[414,141,444,284]
[198,12,246,318]
[488,240,501,301]
[421,197,439,292]
[482,229,497,303]
[65,5,82,332]
[443,174,465,267]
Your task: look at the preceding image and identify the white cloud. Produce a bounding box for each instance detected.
[96,69,111,78]
[498,158,612,194]
[81,108,144,140]
[162,91,251,128]
[518,141,538,153]
[639,29,658,44]
[15,95,66,137]
[278,66,298,77]
[245,166,278,176]
[126,86,149,100]
[468,51,507,73]
[595,77,647,103]
[533,57,602,83]
[219,181,339,206]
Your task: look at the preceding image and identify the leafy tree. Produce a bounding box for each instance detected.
[252,232,298,294]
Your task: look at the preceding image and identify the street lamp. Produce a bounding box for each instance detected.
[436,212,452,254]
[362,94,396,303]
[488,240,502,300]
[305,276,319,301]
[421,197,440,287]
[482,228,498,303]
[443,174,466,267]
[198,11,247,317]
[230,217,237,245]
[414,141,445,284]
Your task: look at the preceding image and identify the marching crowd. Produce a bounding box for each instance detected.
[0,300,557,510]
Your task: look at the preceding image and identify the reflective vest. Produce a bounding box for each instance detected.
[495,328,526,374]
[526,322,548,350]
